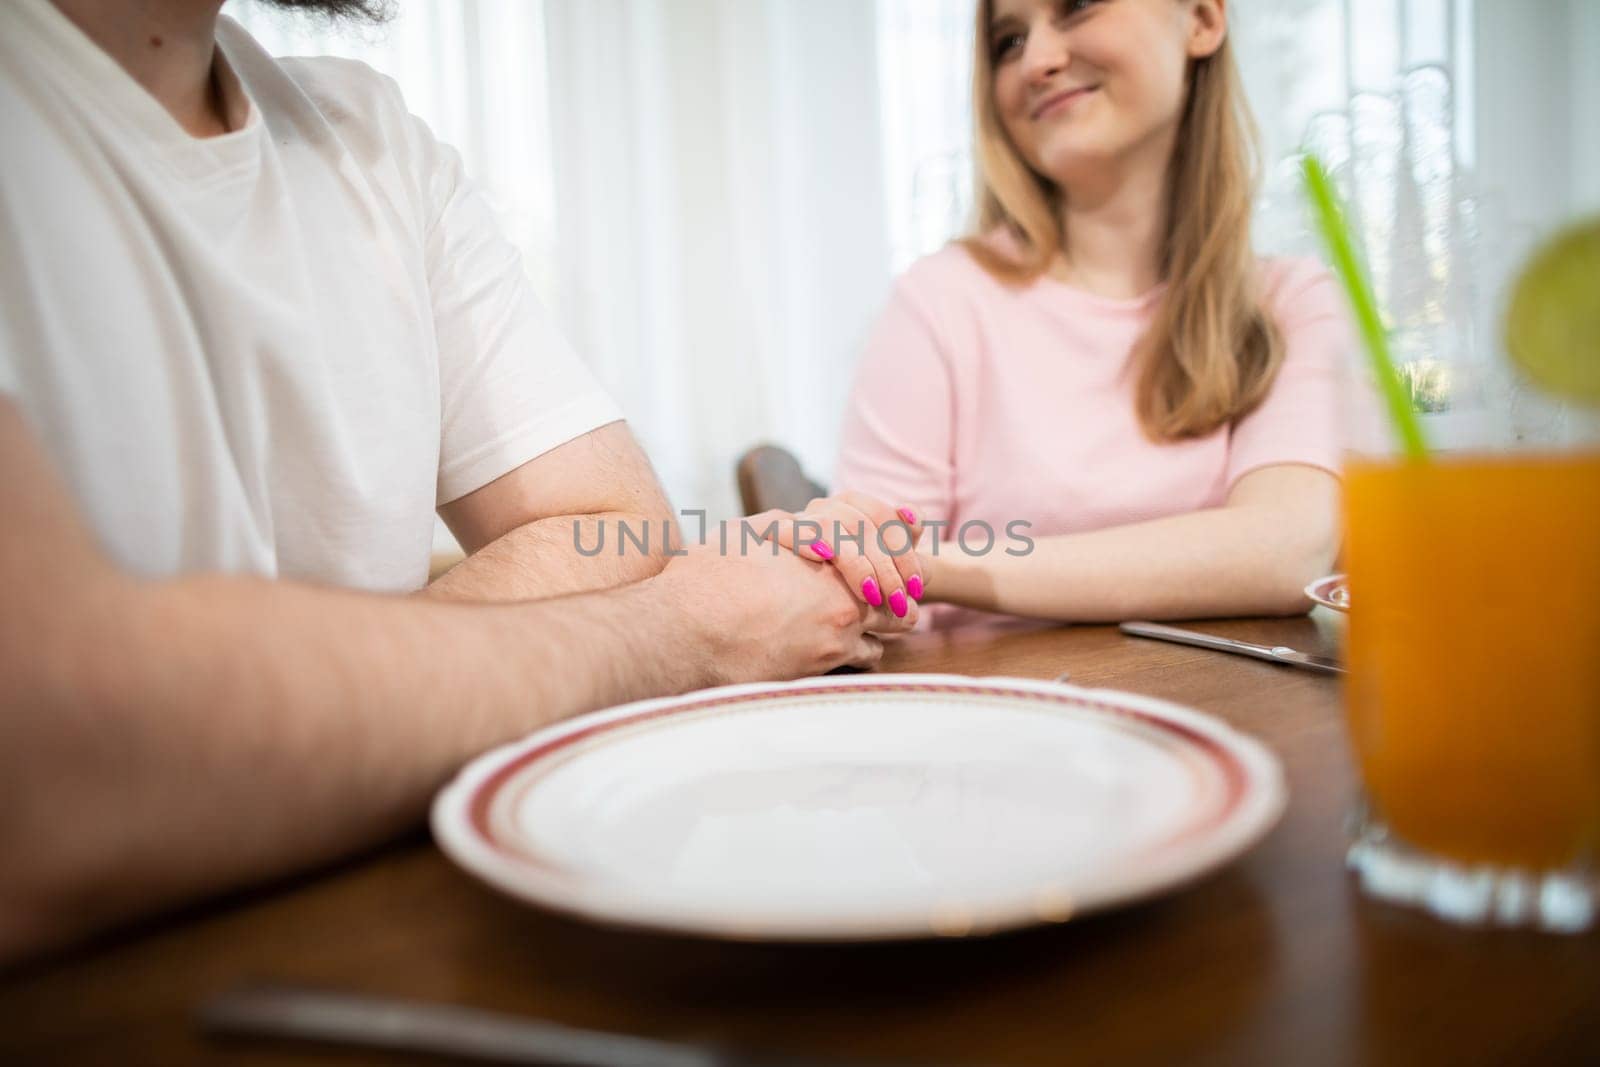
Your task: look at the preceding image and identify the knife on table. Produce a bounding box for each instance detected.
[199,983,898,1067]
[1119,621,1345,675]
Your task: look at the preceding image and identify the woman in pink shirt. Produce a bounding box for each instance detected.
[782,0,1354,626]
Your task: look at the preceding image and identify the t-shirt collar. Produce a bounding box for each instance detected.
[13,0,262,178]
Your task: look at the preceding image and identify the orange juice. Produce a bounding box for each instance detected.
[1343,453,1600,870]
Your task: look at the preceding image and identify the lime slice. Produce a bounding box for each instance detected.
[1505,218,1600,406]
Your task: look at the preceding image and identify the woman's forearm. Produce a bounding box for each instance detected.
[930,476,1340,622]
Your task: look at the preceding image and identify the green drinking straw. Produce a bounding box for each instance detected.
[1300,153,1430,460]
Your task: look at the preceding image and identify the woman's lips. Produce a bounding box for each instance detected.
[1031,86,1097,121]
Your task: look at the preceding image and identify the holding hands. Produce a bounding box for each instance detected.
[750,491,930,622]
[647,494,932,689]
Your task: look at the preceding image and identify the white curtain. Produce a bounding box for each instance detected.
[536,0,892,518]
[226,0,1598,523]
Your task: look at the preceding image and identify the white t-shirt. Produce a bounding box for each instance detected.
[0,0,622,591]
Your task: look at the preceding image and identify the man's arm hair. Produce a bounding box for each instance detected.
[428,421,679,602]
[0,401,708,964]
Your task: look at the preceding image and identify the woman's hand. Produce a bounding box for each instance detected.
[749,492,930,621]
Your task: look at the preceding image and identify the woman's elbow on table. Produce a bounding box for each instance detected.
[1255,511,1340,617]
[1227,466,1341,616]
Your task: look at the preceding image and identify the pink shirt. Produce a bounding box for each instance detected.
[835,244,1353,553]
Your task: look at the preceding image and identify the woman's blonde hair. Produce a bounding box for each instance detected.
[963,1,1282,442]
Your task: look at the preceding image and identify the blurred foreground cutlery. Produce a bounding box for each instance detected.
[1120,621,1344,675]
[200,984,883,1067]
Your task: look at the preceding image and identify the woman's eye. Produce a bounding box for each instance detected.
[992,31,1026,62]
[993,0,1102,62]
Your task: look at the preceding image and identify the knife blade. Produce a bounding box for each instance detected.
[1119,621,1345,675]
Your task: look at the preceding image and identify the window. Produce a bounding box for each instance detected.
[871,0,1477,267]
[875,0,975,272]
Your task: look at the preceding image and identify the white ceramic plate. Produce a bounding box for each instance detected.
[1305,573,1351,613]
[431,675,1286,941]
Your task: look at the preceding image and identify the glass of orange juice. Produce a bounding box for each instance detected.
[1338,245,1600,932]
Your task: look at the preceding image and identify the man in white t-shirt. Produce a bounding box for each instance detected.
[0,0,918,962]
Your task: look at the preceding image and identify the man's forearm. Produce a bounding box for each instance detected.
[426,511,677,602]
[0,567,704,961]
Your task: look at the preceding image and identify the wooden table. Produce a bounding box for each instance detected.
[4,615,1597,1066]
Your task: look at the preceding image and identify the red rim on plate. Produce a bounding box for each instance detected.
[431,674,1287,941]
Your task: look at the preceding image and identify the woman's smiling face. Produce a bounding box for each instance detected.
[987,0,1225,188]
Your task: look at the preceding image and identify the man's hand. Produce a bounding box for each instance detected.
[651,523,907,684]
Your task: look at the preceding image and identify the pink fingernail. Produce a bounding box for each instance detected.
[862,577,883,607]
[889,590,908,618]
[811,541,834,561]
[897,507,916,525]
[907,574,924,601]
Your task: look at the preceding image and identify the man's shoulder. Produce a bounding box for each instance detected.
[273,54,407,121]
[217,18,416,146]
